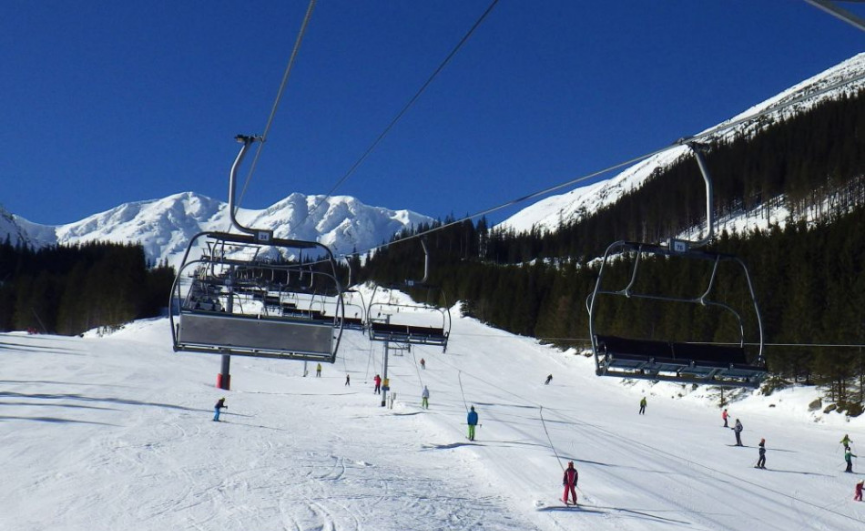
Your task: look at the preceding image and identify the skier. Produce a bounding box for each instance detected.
[420,358,426,370]
[562,461,579,505]
[733,419,744,446]
[373,374,382,395]
[841,434,853,450]
[467,406,479,441]
[855,480,864,501]
[213,397,227,422]
[345,374,350,386]
[316,363,322,377]
[639,396,647,415]
[722,408,730,428]
[545,374,553,385]
[421,385,430,409]
[845,447,857,473]
[755,438,766,469]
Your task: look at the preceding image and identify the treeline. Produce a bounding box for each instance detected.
[359,89,865,411]
[0,239,175,336]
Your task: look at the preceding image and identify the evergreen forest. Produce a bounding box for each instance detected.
[0,239,175,336]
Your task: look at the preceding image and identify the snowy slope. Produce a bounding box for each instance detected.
[4,192,431,269]
[1,311,863,531]
[499,52,865,234]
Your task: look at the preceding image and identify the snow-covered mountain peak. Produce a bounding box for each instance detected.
[4,191,431,268]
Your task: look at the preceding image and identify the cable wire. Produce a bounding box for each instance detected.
[305,0,502,220]
[236,0,317,213]
[539,406,565,471]
[339,67,865,260]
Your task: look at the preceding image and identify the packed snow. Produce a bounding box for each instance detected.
[2,305,863,530]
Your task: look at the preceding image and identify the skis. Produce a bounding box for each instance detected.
[534,499,606,514]
[534,499,579,510]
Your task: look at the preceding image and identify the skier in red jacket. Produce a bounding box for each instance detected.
[855,480,864,501]
[562,461,578,505]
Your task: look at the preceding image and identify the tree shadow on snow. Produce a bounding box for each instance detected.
[473,401,538,410]
[0,379,134,389]
[422,442,480,450]
[0,401,118,411]
[536,505,606,515]
[0,415,120,426]
[0,340,85,355]
[588,505,691,525]
[0,391,204,412]
[763,469,834,478]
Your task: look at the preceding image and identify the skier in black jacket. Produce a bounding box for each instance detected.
[755,438,766,469]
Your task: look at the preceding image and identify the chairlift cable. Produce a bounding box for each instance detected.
[364,341,377,381]
[340,68,865,261]
[458,370,469,413]
[410,344,425,388]
[305,0,502,220]
[803,0,865,32]
[539,406,565,472]
[235,0,317,217]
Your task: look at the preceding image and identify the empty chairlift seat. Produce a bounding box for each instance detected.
[170,231,345,364]
[594,335,766,388]
[368,320,448,346]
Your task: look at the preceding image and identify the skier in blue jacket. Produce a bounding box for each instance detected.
[467,406,479,441]
[213,397,227,422]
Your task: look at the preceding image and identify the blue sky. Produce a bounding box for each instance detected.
[2,1,864,225]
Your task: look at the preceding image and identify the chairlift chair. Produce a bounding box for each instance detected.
[169,135,345,363]
[338,257,367,330]
[340,290,367,331]
[170,232,345,363]
[366,239,451,351]
[585,143,767,388]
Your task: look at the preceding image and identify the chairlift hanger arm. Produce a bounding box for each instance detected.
[405,238,430,286]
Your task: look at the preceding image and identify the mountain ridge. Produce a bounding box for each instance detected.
[498,52,865,234]
[2,192,432,268]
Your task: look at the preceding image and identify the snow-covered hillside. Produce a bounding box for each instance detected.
[1,312,863,530]
[498,53,865,234]
[4,192,431,268]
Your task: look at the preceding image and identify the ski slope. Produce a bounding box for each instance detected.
[1,311,863,530]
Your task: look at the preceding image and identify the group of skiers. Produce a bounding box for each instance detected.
[724,412,862,499]
[841,435,862,501]
[209,360,863,506]
[841,434,858,473]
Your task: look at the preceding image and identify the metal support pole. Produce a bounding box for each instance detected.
[219,353,231,390]
[381,316,390,407]
[218,266,234,390]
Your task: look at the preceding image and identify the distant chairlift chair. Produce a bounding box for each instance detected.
[367,239,451,351]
